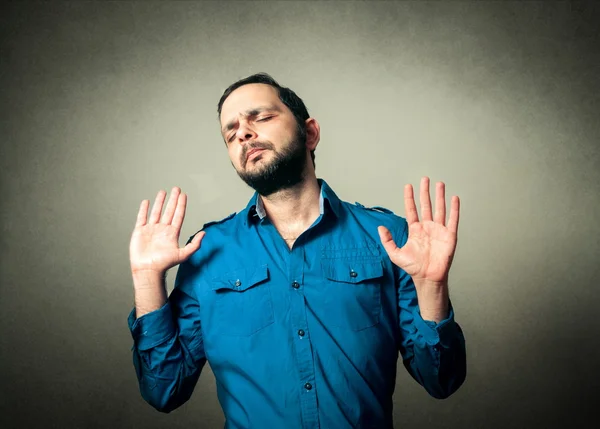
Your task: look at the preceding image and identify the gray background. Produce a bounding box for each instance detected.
[1,1,599,428]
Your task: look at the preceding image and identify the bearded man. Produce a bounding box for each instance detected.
[128,73,467,429]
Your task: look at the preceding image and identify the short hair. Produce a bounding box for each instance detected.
[217,73,315,168]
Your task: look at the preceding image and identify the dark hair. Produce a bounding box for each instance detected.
[217,73,315,168]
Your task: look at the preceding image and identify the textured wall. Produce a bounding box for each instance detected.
[1,2,599,428]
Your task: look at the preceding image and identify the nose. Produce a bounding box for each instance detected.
[235,122,257,144]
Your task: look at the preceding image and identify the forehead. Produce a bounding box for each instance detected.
[220,84,284,122]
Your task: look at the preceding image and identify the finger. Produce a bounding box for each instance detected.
[135,199,149,227]
[180,231,205,261]
[434,181,446,225]
[420,176,433,222]
[377,226,399,255]
[160,187,181,225]
[447,195,460,234]
[404,184,419,225]
[148,190,166,224]
[171,192,187,230]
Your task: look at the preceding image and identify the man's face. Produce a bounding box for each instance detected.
[220,83,308,196]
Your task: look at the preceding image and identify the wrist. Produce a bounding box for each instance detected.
[132,269,166,288]
[132,271,167,318]
[413,279,449,322]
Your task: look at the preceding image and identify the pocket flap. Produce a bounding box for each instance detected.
[321,259,383,284]
[211,264,269,292]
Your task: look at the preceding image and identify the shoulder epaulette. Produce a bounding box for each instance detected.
[354,202,394,214]
[202,212,236,230]
[185,212,236,245]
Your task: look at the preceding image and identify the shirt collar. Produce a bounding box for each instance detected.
[244,178,342,225]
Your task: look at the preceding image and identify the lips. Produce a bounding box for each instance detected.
[246,148,266,161]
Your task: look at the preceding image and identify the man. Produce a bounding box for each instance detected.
[128,73,466,429]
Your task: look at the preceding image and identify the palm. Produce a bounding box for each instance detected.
[392,221,456,282]
[130,224,185,272]
[378,177,460,284]
[129,187,204,274]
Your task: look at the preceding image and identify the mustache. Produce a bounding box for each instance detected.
[242,142,274,160]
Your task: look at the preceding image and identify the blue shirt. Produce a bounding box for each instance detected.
[128,178,466,428]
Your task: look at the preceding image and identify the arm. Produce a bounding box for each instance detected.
[396,224,466,398]
[128,259,206,412]
[128,187,207,412]
[378,177,467,398]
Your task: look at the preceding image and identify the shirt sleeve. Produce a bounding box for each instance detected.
[127,256,207,412]
[394,218,467,399]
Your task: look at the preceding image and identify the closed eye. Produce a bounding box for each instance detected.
[225,115,275,143]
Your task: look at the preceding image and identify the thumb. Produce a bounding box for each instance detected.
[377,226,398,257]
[180,231,205,261]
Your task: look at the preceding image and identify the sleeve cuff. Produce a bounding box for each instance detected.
[127,303,176,351]
[412,302,458,347]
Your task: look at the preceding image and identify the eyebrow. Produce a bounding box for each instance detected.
[221,105,282,134]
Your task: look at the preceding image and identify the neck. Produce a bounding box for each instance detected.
[259,175,321,236]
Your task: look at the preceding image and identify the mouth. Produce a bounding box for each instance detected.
[246,148,267,162]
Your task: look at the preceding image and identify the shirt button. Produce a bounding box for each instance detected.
[292,281,300,289]
[304,382,312,390]
[235,279,242,287]
[298,329,305,337]
[349,270,357,278]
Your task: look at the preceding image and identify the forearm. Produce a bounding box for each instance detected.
[414,279,450,323]
[132,330,204,412]
[128,295,206,413]
[404,308,467,399]
[132,270,167,318]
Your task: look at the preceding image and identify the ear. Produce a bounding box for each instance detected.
[304,118,320,151]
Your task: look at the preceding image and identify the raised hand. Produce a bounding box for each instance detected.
[377,177,460,285]
[130,187,205,276]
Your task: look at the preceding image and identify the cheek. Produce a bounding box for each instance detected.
[228,146,246,169]
[227,144,239,157]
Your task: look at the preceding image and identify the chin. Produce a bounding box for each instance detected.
[246,155,271,170]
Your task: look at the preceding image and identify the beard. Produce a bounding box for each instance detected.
[234,125,308,197]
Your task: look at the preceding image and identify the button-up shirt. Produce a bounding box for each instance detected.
[128,178,466,428]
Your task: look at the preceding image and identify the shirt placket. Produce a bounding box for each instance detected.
[288,243,319,429]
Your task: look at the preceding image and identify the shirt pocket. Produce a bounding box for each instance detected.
[320,258,384,331]
[210,264,274,336]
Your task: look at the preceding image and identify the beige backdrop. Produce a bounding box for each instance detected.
[1,2,599,428]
